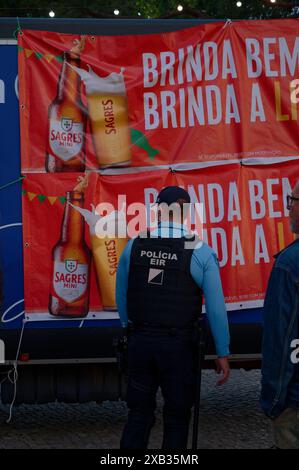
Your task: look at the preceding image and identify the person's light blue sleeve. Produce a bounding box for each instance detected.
[190,245,230,357]
[116,239,134,328]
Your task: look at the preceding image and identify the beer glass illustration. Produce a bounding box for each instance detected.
[70,64,132,168]
[70,203,128,310]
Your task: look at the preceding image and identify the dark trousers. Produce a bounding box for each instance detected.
[120,330,197,449]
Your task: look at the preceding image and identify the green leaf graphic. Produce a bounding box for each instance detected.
[55,55,63,63]
[130,128,159,160]
[35,52,43,60]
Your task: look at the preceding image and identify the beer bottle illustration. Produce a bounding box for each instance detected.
[46,38,87,172]
[49,191,91,317]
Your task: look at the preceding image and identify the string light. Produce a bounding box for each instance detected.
[0,1,292,19]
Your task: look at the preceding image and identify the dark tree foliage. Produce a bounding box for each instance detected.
[0,0,298,19]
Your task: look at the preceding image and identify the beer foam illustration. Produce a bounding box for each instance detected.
[70,203,127,238]
[68,64,126,96]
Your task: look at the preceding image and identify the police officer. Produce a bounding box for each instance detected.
[116,186,230,449]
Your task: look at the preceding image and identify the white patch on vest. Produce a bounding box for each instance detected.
[140,250,178,261]
[148,268,164,285]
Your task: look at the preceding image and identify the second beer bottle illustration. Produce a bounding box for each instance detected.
[46,48,87,172]
[49,191,91,317]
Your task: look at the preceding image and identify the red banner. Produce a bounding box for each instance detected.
[18,21,299,320]
[22,162,298,318]
[19,21,299,172]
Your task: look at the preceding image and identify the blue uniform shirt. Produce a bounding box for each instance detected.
[116,222,230,357]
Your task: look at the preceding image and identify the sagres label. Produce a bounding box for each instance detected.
[53,261,89,302]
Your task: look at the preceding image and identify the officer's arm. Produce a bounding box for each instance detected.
[191,250,230,358]
[202,253,230,358]
[116,239,134,328]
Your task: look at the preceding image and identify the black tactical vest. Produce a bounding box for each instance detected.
[127,234,203,328]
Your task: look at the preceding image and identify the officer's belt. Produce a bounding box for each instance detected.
[128,322,196,336]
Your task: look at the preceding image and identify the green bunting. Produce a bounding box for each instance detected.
[58,196,67,205]
[37,194,47,203]
[22,191,66,205]
[19,47,64,64]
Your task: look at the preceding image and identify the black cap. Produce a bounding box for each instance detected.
[156,186,190,205]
